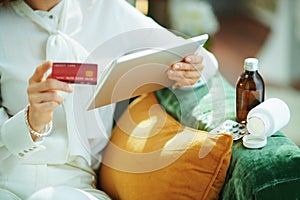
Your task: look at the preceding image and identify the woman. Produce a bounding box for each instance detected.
[0,0,218,199]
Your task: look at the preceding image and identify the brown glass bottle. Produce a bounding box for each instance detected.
[236,58,265,124]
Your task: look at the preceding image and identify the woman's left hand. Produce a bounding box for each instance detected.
[166,53,204,88]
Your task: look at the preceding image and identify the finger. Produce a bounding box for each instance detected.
[30,91,64,105]
[166,69,201,79]
[37,101,59,112]
[29,61,52,83]
[185,54,203,64]
[168,76,197,87]
[46,73,53,79]
[35,79,73,93]
[172,62,204,72]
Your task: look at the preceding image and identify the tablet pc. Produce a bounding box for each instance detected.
[87,34,208,110]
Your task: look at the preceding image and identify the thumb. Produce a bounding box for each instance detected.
[30,60,52,83]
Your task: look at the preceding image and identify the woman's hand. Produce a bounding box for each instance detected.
[27,61,73,133]
[166,53,204,88]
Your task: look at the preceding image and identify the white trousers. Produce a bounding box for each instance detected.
[0,161,111,200]
[0,187,110,200]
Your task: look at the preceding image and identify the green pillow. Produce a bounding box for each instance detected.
[155,72,236,131]
[222,131,300,200]
[155,73,300,199]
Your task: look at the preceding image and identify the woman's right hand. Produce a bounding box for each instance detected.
[27,61,73,134]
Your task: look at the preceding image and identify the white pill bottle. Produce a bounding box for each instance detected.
[246,98,290,137]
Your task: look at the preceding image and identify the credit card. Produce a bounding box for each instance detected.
[51,63,98,85]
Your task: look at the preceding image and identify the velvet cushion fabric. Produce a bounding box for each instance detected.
[222,131,300,199]
[156,73,300,199]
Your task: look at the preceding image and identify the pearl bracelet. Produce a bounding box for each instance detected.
[25,105,53,138]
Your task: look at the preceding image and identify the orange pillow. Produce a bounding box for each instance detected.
[99,93,232,200]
